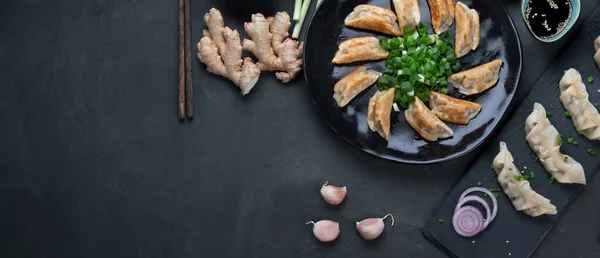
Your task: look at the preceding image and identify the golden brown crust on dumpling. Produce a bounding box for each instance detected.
[332,36,389,64]
[427,0,455,34]
[429,91,481,124]
[392,0,421,32]
[454,2,480,58]
[344,5,402,36]
[367,88,396,141]
[405,97,453,141]
[448,58,503,95]
[333,66,382,107]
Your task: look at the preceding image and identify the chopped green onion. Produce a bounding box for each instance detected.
[494,193,499,198]
[291,0,312,39]
[579,131,584,135]
[564,111,570,117]
[514,175,522,181]
[549,104,554,109]
[438,218,444,223]
[557,134,562,146]
[293,0,302,21]
[512,196,517,201]
[567,137,574,144]
[441,87,448,94]
[527,147,532,154]
[534,157,539,163]
[484,193,488,197]
[587,76,594,83]
[564,156,568,162]
[530,171,535,179]
[546,111,552,116]
[523,175,530,180]
[587,148,597,155]
[594,103,598,107]
[549,176,555,184]
[508,168,513,171]
[489,188,502,192]
[476,181,482,186]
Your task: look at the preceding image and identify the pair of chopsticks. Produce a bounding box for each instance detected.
[178,0,193,119]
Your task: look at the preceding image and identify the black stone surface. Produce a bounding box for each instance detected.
[0,0,598,257]
[423,5,600,258]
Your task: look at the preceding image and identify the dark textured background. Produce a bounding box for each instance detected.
[0,0,598,257]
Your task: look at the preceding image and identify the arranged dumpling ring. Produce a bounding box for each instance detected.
[392,0,420,31]
[449,59,504,96]
[429,91,481,125]
[405,97,454,141]
[426,0,455,34]
[368,88,396,141]
[344,5,403,36]
[332,36,389,65]
[333,66,381,107]
[454,2,480,58]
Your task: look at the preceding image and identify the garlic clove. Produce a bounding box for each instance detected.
[356,214,394,240]
[306,220,340,242]
[320,181,347,205]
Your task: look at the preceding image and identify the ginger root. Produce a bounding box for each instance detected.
[243,12,303,83]
[197,8,260,95]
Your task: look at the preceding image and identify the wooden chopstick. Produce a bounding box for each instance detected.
[184,0,193,119]
[178,0,186,119]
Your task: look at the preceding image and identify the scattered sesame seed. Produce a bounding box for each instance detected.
[509,253,512,256]
[524,166,527,169]
[506,240,509,243]
[472,241,475,243]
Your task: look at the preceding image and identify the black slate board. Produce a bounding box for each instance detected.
[422,7,600,258]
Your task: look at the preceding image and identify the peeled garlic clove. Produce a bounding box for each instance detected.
[356,214,394,240]
[306,220,340,242]
[320,181,347,205]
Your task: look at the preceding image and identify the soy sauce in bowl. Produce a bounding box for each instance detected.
[524,0,572,39]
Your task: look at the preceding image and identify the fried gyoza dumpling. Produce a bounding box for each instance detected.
[367,88,396,141]
[454,2,479,58]
[333,66,381,107]
[525,103,586,184]
[429,91,481,124]
[559,69,600,140]
[426,0,455,34]
[405,97,453,141]
[332,36,389,64]
[344,5,402,36]
[493,142,557,217]
[392,0,420,32]
[448,59,503,95]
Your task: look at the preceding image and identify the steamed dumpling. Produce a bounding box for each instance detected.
[426,0,455,34]
[392,0,420,33]
[525,103,586,185]
[454,2,479,58]
[448,59,503,95]
[405,97,453,141]
[333,66,381,107]
[367,88,396,141]
[558,69,600,140]
[429,91,481,124]
[344,5,402,36]
[493,142,557,217]
[332,36,389,64]
[594,36,600,69]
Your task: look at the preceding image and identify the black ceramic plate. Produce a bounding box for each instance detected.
[303,0,522,164]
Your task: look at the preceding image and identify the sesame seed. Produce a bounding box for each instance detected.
[509,253,512,256]
[506,240,509,243]
[472,241,475,243]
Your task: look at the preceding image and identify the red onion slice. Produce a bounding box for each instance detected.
[454,195,492,230]
[453,206,484,237]
[458,187,498,222]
